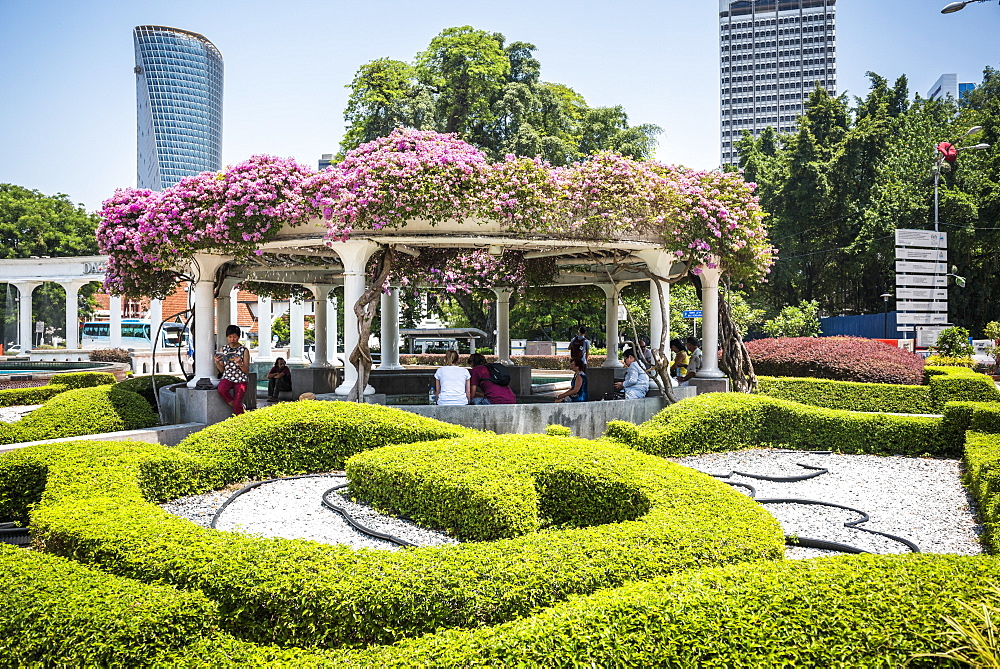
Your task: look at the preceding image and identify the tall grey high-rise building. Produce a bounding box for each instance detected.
[720,0,837,166]
[133,25,223,190]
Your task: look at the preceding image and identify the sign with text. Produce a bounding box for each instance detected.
[895,248,948,262]
[895,274,948,287]
[896,288,948,300]
[896,301,948,312]
[895,261,947,274]
[917,325,950,348]
[897,313,950,325]
[682,310,703,319]
[895,229,947,249]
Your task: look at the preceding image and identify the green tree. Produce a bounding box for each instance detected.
[762,300,821,338]
[0,184,101,346]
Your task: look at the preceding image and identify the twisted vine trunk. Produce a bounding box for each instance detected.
[347,247,395,402]
[717,292,757,393]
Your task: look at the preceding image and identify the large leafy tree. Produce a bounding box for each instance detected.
[0,184,100,347]
[739,69,1000,333]
[339,26,660,165]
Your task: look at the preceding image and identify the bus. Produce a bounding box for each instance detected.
[81,320,189,350]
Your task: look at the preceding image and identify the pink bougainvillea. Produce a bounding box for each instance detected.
[96,128,773,298]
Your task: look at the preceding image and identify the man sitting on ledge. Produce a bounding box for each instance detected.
[468,353,516,405]
[614,348,650,400]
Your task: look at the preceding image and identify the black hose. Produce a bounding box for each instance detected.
[209,475,417,548]
[321,485,416,548]
[707,451,920,555]
[209,474,335,530]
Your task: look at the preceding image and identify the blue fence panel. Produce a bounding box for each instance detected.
[820,312,902,339]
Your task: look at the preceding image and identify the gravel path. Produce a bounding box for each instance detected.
[671,449,984,559]
[160,450,985,560]
[0,405,42,423]
[161,474,459,551]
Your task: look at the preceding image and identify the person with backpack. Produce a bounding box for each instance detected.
[569,326,591,364]
[468,352,516,405]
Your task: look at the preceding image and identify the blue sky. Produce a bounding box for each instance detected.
[0,0,996,213]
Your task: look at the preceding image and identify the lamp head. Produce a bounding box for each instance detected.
[941,1,969,12]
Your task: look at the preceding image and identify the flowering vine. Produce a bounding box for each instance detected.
[97,128,773,298]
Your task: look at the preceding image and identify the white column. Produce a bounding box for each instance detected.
[493,288,513,365]
[147,298,163,351]
[15,282,40,351]
[378,287,404,370]
[187,253,231,388]
[327,292,339,364]
[696,263,726,379]
[332,240,379,395]
[287,298,307,365]
[61,281,86,349]
[109,296,123,349]
[634,248,677,353]
[599,284,623,368]
[229,287,239,334]
[308,285,331,367]
[257,296,272,360]
[215,284,233,349]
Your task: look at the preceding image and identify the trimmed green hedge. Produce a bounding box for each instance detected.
[755,367,1000,414]
[0,544,219,667]
[756,376,938,414]
[0,384,157,445]
[0,371,115,408]
[340,554,1000,667]
[6,402,782,650]
[605,392,947,457]
[116,374,185,410]
[927,365,1000,406]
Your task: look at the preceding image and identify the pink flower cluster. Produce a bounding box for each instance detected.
[97,155,313,296]
[96,128,773,298]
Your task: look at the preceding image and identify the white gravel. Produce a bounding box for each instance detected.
[160,450,985,560]
[670,449,984,559]
[0,405,42,423]
[161,473,459,551]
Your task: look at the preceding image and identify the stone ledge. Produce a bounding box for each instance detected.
[0,422,205,453]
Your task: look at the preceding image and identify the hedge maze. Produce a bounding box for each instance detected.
[2,367,1000,666]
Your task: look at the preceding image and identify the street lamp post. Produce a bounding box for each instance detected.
[881,292,892,339]
[934,126,989,233]
[941,0,997,13]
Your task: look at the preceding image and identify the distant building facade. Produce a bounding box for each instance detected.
[133,25,224,190]
[720,0,837,166]
[927,73,976,103]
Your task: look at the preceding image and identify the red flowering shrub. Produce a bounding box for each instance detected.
[745,337,926,385]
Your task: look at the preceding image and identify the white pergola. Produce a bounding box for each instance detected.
[180,216,729,394]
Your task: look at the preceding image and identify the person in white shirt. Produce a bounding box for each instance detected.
[614,349,650,400]
[678,337,703,386]
[434,349,470,405]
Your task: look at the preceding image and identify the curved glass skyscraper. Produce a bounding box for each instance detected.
[133,25,223,190]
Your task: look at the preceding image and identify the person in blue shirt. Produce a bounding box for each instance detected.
[614,348,649,400]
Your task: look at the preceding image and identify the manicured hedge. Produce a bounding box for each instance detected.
[0,371,115,408]
[341,554,1000,667]
[7,402,782,650]
[756,375,937,414]
[965,431,1000,554]
[0,384,157,445]
[0,544,219,667]
[116,374,186,410]
[605,392,947,457]
[746,336,926,385]
[755,367,1000,414]
[927,365,1000,406]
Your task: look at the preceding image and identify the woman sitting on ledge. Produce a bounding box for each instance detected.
[434,349,470,405]
[555,358,588,403]
[614,348,649,400]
